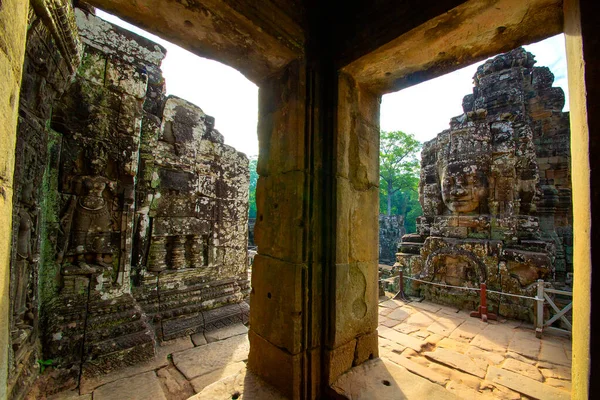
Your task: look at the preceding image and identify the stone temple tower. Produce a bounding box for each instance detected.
[396,48,572,321]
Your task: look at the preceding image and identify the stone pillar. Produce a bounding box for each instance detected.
[249,60,315,399]
[327,72,380,383]
[249,61,381,398]
[564,0,600,397]
[0,1,29,397]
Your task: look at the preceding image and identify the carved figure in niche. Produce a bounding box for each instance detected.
[12,182,39,347]
[60,149,117,275]
[439,160,488,214]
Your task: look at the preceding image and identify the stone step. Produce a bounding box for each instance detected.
[172,333,249,380]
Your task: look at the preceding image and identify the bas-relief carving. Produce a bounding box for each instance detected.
[11,183,40,359]
[28,7,249,385]
[60,149,116,278]
[8,5,250,391]
[397,48,571,321]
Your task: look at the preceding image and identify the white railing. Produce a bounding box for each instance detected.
[379,272,573,337]
[535,279,572,338]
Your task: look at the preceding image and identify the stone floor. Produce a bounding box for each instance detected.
[372,297,572,400]
[46,299,572,400]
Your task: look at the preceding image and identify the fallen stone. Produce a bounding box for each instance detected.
[379,326,425,352]
[501,358,543,381]
[191,332,207,346]
[424,347,486,378]
[204,323,248,343]
[190,361,246,393]
[332,358,457,399]
[172,334,249,380]
[384,351,448,385]
[93,371,166,400]
[486,366,570,400]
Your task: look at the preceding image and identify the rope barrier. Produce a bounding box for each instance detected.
[379,274,539,300]
[485,289,538,301]
[403,276,481,292]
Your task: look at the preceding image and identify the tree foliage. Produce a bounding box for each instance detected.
[248,156,258,218]
[379,130,422,233]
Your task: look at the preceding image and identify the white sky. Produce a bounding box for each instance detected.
[381,34,569,143]
[96,10,568,154]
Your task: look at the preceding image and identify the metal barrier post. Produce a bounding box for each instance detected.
[470,283,497,322]
[393,270,409,301]
[536,279,544,338]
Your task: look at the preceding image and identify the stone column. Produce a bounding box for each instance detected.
[564,0,600,397]
[249,60,315,399]
[327,72,380,383]
[248,61,381,399]
[0,1,29,397]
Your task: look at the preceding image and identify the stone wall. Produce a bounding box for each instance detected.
[6,1,81,398]
[6,5,249,397]
[379,214,405,264]
[397,48,572,321]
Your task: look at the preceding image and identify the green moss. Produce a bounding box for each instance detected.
[38,129,63,307]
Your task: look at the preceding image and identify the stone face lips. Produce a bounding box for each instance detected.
[397,48,572,321]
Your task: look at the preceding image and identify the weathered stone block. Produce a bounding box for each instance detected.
[254,171,306,264]
[331,262,378,348]
[247,329,302,400]
[249,255,304,354]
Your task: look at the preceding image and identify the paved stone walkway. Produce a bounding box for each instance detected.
[375,298,572,400]
[47,299,572,400]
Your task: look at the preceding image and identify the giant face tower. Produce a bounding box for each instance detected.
[397,48,572,321]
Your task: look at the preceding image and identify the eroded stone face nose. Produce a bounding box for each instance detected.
[450,185,467,196]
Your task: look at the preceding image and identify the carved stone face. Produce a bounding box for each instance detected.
[440,162,487,214]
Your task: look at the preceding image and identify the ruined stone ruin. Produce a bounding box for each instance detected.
[379,214,405,264]
[397,48,572,321]
[7,5,249,398]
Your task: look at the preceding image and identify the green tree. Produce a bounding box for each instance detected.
[248,156,258,218]
[379,130,422,231]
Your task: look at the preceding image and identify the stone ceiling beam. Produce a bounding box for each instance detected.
[85,0,305,84]
[343,0,563,94]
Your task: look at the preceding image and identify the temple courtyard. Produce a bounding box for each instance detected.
[45,298,572,400]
